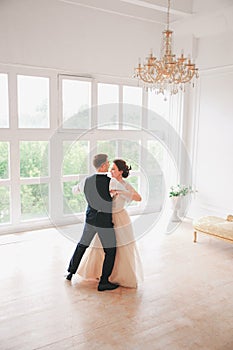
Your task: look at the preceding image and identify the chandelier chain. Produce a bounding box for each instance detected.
[133,0,199,97]
[167,0,171,30]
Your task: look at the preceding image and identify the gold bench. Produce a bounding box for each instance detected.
[193,215,233,243]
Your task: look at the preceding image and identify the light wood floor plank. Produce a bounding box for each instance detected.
[1,220,233,349]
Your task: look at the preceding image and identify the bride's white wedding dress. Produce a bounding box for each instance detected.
[77,179,143,288]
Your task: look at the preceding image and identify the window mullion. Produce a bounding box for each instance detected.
[50,135,63,224]
[50,74,59,130]
[10,139,21,225]
[92,79,97,129]
[8,70,18,130]
[119,84,123,131]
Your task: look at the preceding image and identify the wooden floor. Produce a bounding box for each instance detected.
[1,219,233,350]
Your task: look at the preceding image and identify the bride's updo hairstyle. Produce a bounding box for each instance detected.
[113,159,132,178]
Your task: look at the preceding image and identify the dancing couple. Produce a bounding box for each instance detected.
[66,154,143,291]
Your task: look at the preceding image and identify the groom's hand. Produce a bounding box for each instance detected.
[110,190,119,197]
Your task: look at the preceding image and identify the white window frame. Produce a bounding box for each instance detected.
[0,64,183,235]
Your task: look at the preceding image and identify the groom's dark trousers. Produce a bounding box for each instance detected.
[67,174,116,283]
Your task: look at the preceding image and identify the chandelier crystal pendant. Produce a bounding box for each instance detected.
[133,0,199,96]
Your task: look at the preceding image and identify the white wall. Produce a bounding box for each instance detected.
[0,0,163,77]
[191,68,233,217]
[183,1,233,219]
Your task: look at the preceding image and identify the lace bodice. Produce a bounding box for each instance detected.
[110,178,131,213]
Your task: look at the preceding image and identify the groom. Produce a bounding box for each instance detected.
[66,154,119,291]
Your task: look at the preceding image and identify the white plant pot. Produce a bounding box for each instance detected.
[170,196,182,222]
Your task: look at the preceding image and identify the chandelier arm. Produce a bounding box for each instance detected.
[138,71,154,84]
[173,64,198,84]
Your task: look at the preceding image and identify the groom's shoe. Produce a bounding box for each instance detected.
[98,281,119,292]
[66,273,73,281]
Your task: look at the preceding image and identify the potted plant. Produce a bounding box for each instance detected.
[169,185,196,221]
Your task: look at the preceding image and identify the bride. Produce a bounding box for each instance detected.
[77,159,144,288]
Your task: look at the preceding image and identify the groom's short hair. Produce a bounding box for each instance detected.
[93,154,108,169]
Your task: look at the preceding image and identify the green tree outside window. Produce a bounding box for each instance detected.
[0,142,9,179]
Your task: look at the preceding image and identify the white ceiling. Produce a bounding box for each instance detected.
[58,0,233,39]
[58,0,193,24]
[58,0,233,26]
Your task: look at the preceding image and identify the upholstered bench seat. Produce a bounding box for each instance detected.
[193,216,233,243]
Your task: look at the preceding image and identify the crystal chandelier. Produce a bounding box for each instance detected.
[133,0,199,96]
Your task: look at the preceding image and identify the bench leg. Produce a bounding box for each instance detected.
[193,231,197,243]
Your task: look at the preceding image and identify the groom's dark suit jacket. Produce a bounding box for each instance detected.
[84,174,113,228]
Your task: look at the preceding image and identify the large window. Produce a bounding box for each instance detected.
[97,140,118,162]
[98,83,119,129]
[20,141,49,178]
[122,140,140,170]
[62,141,89,176]
[20,184,49,221]
[0,142,10,223]
[148,90,170,122]
[0,186,10,224]
[0,74,9,128]
[123,86,142,129]
[61,78,91,129]
[17,75,50,128]
[0,142,9,179]
[0,68,181,233]
[62,140,89,214]
[20,141,49,221]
